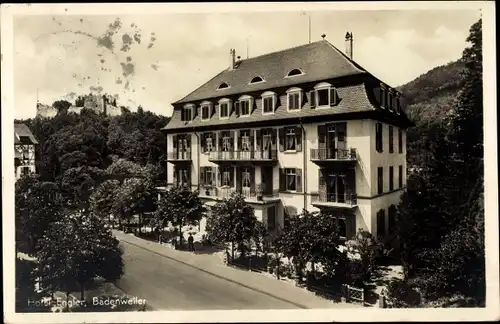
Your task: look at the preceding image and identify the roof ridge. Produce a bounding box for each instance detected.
[323,40,367,74]
[172,68,227,105]
[237,40,324,63]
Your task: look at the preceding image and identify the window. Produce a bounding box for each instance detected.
[182,106,192,121]
[398,165,403,188]
[201,104,210,120]
[377,210,386,237]
[202,132,214,152]
[217,82,229,90]
[389,166,394,191]
[396,97,402,114]
[239,99,250,116]
[220,102,229,118]
[398,128,403,153]
[338,218,347,238]
[21,167,30,175]
[376,122,383,152]
[242,167,252,188]
[240,130,251,151]
[222,167,232,186]
[285,168,296,191]
[222,131,232,151]
[311,83,338,109]
[200,167,214,186]
[388,92,393,111]
[380,88,386,108]
[287,92,301,110]
[377,167,383,194]
[250,76,264,83]
[389,125,394,153]
[317,88,329,106]
[285,127,296,151]
[286,69,303,77]
[263,96,274,114]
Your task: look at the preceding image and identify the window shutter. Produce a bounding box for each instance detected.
[250,98,255,114]
[210,103,215,117]
[229,131,235,150]
[186,134,191,154]
[234,101,240,116]
[310,90,316,108]
[200,167,205,186]
[375,87,381,104]
[216,167,221,187]
[180,108,185,121]
[318,125,326,149]
[187,167,192,187]
[279,168,286,191]
[272,128,277,149]
[173,167,178,185]
[295,126,302,152]
[250,130,254,152]
[278,128,285,152]
[173,135,177,150]
[250,168,255,192]
[237,130,242,151]
[230,167,235,187]
[200,133,206,153]
[193,106,198,119]
[236,167,241,190]
[296,168,302,192]
[211,167,216,185]
[319,169,326,187]
[218,132,223,151]
[255,129,262,152]
[330,88,337,106]
[381,88,385,108]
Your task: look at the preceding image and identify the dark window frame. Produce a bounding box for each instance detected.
[377,167,383,194]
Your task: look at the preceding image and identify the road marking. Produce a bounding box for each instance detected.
[118,239,307,309]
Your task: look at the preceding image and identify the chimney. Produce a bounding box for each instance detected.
[229,49,236,70]
[345,32,353,59]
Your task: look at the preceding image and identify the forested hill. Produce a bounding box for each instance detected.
[398,60,465,125]
[397,60,466,167]
[15,106,170,182]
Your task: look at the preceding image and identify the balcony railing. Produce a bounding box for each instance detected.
[208,149,278,162]
[310,148,357,161]
[312,192,357,207]
[199,186,280,200]
[167,151,192,161]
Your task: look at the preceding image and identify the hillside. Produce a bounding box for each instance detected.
[398,60,465,125]
[397,60,466,167]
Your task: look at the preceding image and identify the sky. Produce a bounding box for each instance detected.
[12,7,481,119]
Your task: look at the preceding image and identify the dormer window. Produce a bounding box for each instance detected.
[201,101,212,121]
[388,91,394,112]
[286,69,304,77]
[262,91,277,114]
[181,104,194,122]
[219,98,231,119]
[286,88,302,111]
[217,82,230,90]
[380,85,387,109]
[310,82,338,108]
[250,76,264,84]
[396,96,402,114]
[236,95,253,117]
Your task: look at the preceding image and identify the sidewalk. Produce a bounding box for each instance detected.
[113,230,362,309]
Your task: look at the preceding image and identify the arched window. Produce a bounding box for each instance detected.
[286,69,304,77]
[286,87,302,111]
[217,82,230,90]
[250,76,264,84]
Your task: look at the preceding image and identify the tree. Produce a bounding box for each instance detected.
[90,179,121,224]
[277,210,345,282]
[60,165,105,213]
[34,213,123,305]
[348,229,381,282]
[205,192,257,259]
[112,177,157,232]
[15,174,64,255]
[154,186,204,247]
[52,100,72,114]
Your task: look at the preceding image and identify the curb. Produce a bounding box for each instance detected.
[118,238,308,309]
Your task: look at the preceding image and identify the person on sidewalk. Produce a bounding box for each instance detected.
[188,233,195,252]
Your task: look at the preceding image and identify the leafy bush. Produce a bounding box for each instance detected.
[383,279,422,308]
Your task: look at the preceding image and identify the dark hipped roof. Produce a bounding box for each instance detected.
[165,83,377,131]
[173,40,367,105]
[14,123,39,144]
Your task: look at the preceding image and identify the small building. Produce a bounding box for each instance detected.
[162,33,414,241]
[14,123,38,180]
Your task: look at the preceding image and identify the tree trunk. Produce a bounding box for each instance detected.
[80,283,85,301]
[178,223,183,248]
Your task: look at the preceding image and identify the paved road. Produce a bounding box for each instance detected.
[115,241,300,310]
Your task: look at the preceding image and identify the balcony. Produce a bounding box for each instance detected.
[311,192,357,209]
[199,186,280,204]
[310,148,357,165]
[208,150,278,163]
[166,151,192,163]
